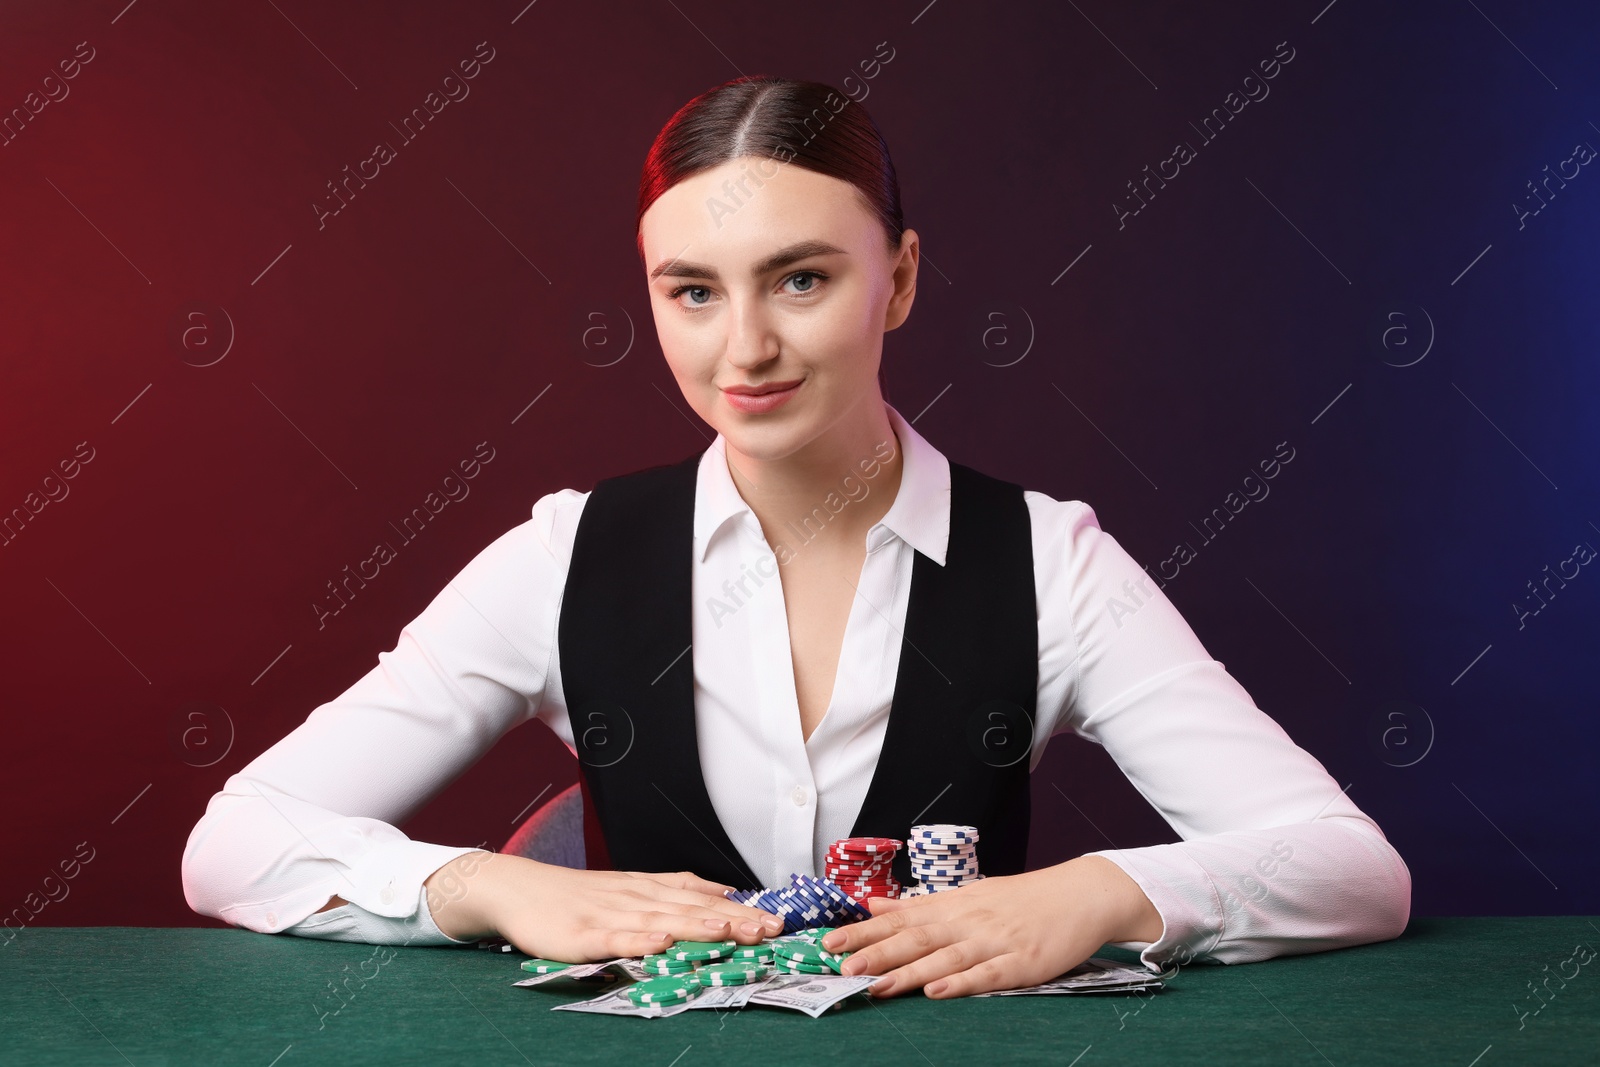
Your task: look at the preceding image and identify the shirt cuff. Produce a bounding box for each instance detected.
[1086,845,1225,973]
[223,839,489,939]
[288,879,476,946]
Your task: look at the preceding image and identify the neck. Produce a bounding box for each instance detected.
[722,392,905,556]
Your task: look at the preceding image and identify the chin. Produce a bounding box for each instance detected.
[716,416,816,462]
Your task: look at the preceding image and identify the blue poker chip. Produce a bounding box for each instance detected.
[789,877,829,911]
[814,877,872,920]
[802,877,851,915]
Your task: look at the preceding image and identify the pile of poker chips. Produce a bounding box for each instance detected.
[725,871,871,932]
[525,939,778,1008]
[770,927,849,975]
[901,824,984,897]
[824,836,903,903]
[526,934,850,1009]
[626,940,780,1006]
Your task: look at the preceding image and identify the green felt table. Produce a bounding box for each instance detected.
[2,918,1595,1065]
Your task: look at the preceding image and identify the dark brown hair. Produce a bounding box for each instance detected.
[636,76,905,257]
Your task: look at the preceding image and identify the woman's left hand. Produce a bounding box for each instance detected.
[819,854,1165,999]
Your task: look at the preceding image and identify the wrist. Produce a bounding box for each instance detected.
[1062,854,1165,944]
[424,851,502,941]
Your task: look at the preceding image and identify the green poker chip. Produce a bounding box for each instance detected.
[640,954,697,975]
[775,959,835,975]
[772,941,832,965]
[696,962,771,986]
[666,939,738,963]
[519,957,579,975]
[727,943,775,962]
[625,975,701,1006]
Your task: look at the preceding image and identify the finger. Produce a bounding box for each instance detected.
[591,927,678,960]
[922,952,1029,999]
[824,897,940,955]
[839,914,959,981]
[637,870,737,898]
[866,938,991,999]
[602,909,756,950]
[624,883,783,939]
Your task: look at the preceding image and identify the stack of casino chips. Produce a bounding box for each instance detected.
[628,939,776,1006]
[726,870,871,932]
[824,836,903,904]
[901,824,984,897]
[769,928,849,975]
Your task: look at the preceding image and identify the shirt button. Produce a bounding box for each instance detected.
[379,885,395,905]
[266,911,277,929]
[791,786,808,807]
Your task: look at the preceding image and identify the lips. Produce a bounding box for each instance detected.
[721,379,803,396]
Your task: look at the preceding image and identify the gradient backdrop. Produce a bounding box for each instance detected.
[2,0,1596,932]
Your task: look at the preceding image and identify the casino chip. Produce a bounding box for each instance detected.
[697,961,772,986]
[641,953,697,975]
[625,975,702,1007]
[825,837,903,904]
[666,940,738,963]
[519,958,578,975]
[904,824,983,896]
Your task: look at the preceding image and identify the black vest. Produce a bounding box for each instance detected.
[557,450,1038,889]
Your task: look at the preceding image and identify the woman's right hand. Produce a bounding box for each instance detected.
[423,851,783,961]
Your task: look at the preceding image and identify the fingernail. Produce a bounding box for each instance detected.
[763,916,783,931]
[926,980,948,997]
[870,977,893,996]
[704,918,730,930]
[739,921,762,936]
[821,932,842,949]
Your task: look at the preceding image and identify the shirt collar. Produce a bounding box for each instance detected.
[693,402,952,566]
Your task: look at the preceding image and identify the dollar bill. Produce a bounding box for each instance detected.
[680,981,765,1011]
[747,973,879,1018]
[550,985,696,1019]
[511,958,633,988]
[973,957,1165,997]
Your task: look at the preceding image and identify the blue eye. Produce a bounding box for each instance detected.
[785,271,825,293]
[671,285,712,306]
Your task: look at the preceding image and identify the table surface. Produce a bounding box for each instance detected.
[2,917,1596,1066]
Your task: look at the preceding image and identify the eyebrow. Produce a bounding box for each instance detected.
[649,239,848,281]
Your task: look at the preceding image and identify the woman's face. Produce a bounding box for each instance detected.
[639,155,917,463]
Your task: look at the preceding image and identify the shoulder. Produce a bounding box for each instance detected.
[528,486,592,570]
[1022,487,1102,546]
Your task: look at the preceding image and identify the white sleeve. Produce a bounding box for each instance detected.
[1029,494,1411,972]
[180,488,587,945]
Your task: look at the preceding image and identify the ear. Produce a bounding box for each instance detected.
[883,228,919,332]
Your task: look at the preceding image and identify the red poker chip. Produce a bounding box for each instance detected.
[834,837,902,852]
[827,871,894,881]
[825,863,894,875]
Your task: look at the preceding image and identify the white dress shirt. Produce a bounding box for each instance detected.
[181,403,1410,972]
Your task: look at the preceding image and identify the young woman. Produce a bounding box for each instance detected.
[182,76,1410,1000]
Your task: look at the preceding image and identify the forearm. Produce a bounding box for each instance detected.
[1090,816,1412,966]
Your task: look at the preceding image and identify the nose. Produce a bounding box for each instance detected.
[723,292,780,370]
